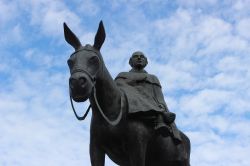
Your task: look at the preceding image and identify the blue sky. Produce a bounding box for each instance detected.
[1,0,250,165]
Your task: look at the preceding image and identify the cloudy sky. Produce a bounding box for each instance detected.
[1,0,250,165]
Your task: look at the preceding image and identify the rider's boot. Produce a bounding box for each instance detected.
[155,112,182,145]
[162,111,176,124]
[155,114,172,137]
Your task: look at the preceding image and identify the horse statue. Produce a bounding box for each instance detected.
[63,21,191,166]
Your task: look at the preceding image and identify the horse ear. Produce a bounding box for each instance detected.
[63,22,82,50]
[93,21,106,50]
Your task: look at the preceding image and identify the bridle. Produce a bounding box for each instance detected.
[69,48,123,126]
[69,88,123,126]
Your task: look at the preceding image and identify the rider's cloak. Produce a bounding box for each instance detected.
[115,70,169,114]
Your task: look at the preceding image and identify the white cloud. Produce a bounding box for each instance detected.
[0,61,92,165]
[232,0,250,11]
[148,61,198,92]
[192,139,250,166]
[216,56,249,73]
[0,24,23,47]
[236,18,250,40]
[42,9,79,36]
[23,48,65,69]
[21,0,81,38]
[76,0,99,16]
[180,89,232,115]
[153,9,192,38]
[177,0,218,8]
[1,1,250,166]
[0,109,91,166]
[0,0,18,26]
[211,72,244,90]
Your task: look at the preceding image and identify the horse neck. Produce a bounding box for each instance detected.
[90,62,121,118]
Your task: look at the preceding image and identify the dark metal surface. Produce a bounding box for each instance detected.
[64,21,191,166]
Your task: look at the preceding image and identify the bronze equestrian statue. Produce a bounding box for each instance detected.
[64,21,191,166]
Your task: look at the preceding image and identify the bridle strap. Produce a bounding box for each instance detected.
[71,68,96,82]
[69,87,123,125]
[70,92,91,121]
[69,48,122,125]
[93,87,123,126]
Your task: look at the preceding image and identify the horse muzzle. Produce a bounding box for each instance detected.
[69,73,94,102]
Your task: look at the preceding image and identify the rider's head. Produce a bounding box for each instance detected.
[129,51,148,71]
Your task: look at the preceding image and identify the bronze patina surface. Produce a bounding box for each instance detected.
[64,21,191,166]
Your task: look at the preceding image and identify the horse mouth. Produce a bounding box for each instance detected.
[70,85,93,102]
[72,94,89,102]
[73,96,88,102]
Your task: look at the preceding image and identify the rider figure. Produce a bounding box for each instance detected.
[115,51,182,144]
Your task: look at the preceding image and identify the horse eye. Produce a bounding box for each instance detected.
[87,56,99,74]
[88,56,99,65]
[67,59,74,68]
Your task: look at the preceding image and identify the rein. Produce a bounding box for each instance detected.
[69,87,123,126]
[70,92,91,121]
[93,87,123,126]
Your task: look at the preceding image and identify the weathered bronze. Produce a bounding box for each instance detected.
[64,21,191,166]
[115,51,182,144]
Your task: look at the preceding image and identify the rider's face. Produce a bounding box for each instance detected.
[131,54,147,70]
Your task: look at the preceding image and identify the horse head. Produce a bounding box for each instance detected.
[64,21,106,102]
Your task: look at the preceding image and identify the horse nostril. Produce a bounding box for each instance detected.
[79,77,86,86]
[69,78,77,89]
